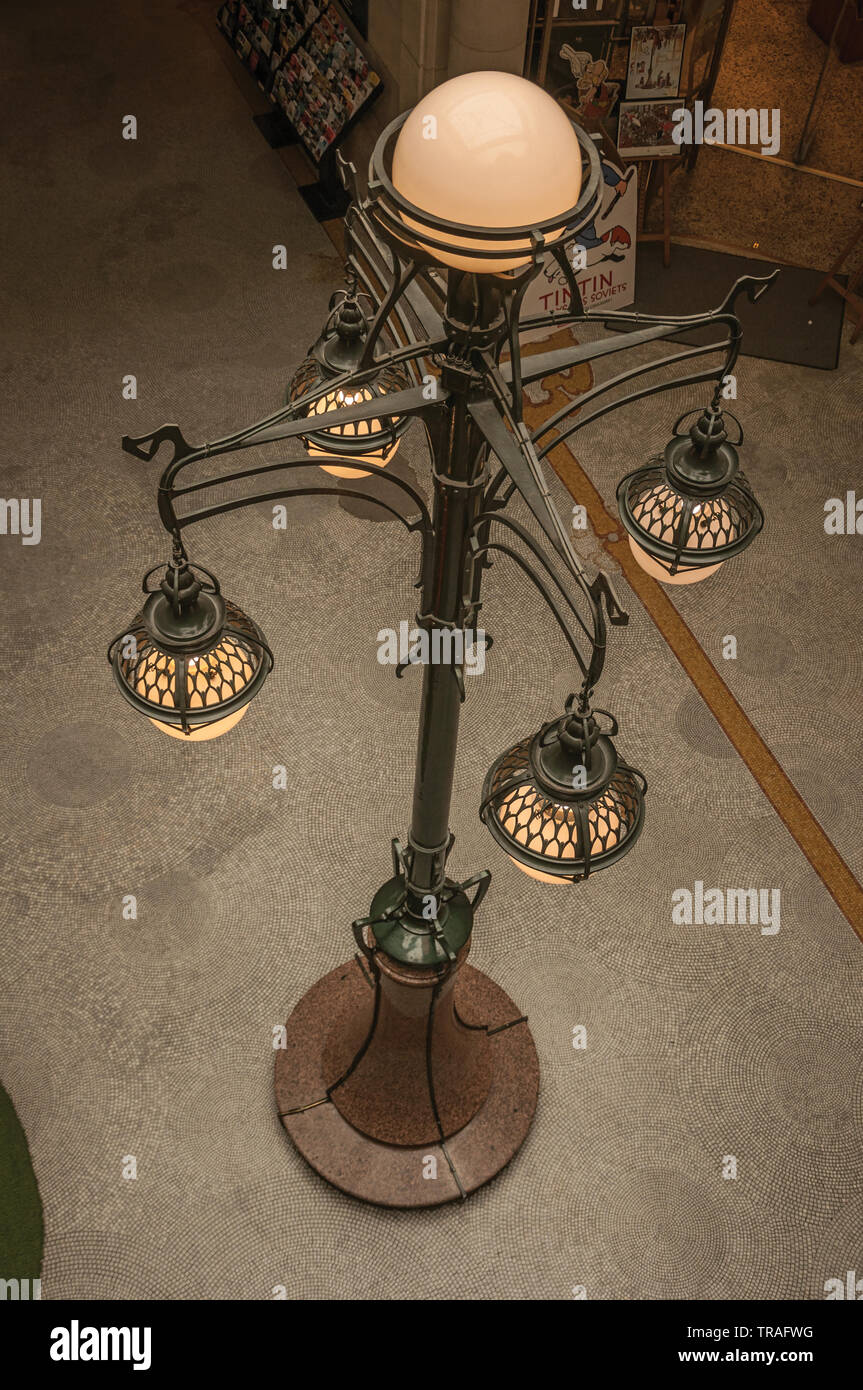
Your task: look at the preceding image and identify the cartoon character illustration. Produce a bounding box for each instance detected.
[576,160,633,264]
[558,46,620,122]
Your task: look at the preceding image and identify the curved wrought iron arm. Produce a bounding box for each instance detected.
[468,396,581,577]
[471,354,628,682]
[468,380,632,691]
[121,383,446,533]
[122,344,447,484]
[345,246,435,385]
[531,336,732,455]
[501,260,548,424]
[170,483,431,596]
[173,483,421,536]
[472,351,575,522]
[166,452,433,533]
[501,311,740,391]
[348,204,448,346]
[719,269,781,314]
[471,511,597,646]
[153,454,433,598]
[469,395,619,623]
[341,212,422,379]
[472,511,627,694]
[358,253,422,370]
[499,318,691,388]
[514,274,767,343]
[590,269,779,331]
[506,269,779,392]
[535,365,726,461]
[469,538,589,682]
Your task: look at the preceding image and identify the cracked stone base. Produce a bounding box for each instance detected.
[275,957,539,1208]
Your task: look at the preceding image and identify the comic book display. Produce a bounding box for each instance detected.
[273,6,380,162]
[218,0,380,165]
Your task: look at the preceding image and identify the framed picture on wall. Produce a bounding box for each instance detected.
[617,98,682,158]
[546,22,621,123]
[625,24,686,99]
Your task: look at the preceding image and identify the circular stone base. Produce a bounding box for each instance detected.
[275,957,539,1208]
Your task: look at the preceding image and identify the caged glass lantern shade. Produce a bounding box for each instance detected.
[389,71,584,273]
[287,290,410,480]
[617,407,763,585]
[109,557,272,741]
[480,703,646,883]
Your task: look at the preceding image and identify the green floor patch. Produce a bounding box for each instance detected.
[0,1081,44,1283]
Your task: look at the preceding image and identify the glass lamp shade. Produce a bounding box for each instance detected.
[390,71,583,273]
[150,703,249,742]
[508,856,571,886]
[481,724,646,883]
[305,384,401,479]
[110,596,271,740]
[617,464,763,585]
[628,536,721,586]
[287,356,408,480]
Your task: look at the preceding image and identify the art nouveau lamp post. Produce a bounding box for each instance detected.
[109,72,776,1206]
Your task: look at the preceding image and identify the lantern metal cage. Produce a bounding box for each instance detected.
[108,558,272,737]
[480,704,647,882]
[617,407,764,576]
[287,350,411,463]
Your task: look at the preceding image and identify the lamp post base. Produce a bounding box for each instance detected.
[274,955,538,1208]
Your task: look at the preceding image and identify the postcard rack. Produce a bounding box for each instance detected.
[217,0,383,219]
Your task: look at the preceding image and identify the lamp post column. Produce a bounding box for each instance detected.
[406,387,484,902]
[404,271,501,909]
[275,275,539,1205]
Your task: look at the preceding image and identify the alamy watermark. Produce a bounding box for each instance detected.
[672,880,780,935]
[672,101,780,158]
[0,498,41,544]
[50,1322,151,1370]
[377,622,487,676]
[824,491,863,534]
[0,1277,41,1299]
[824,1269,863,1299]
